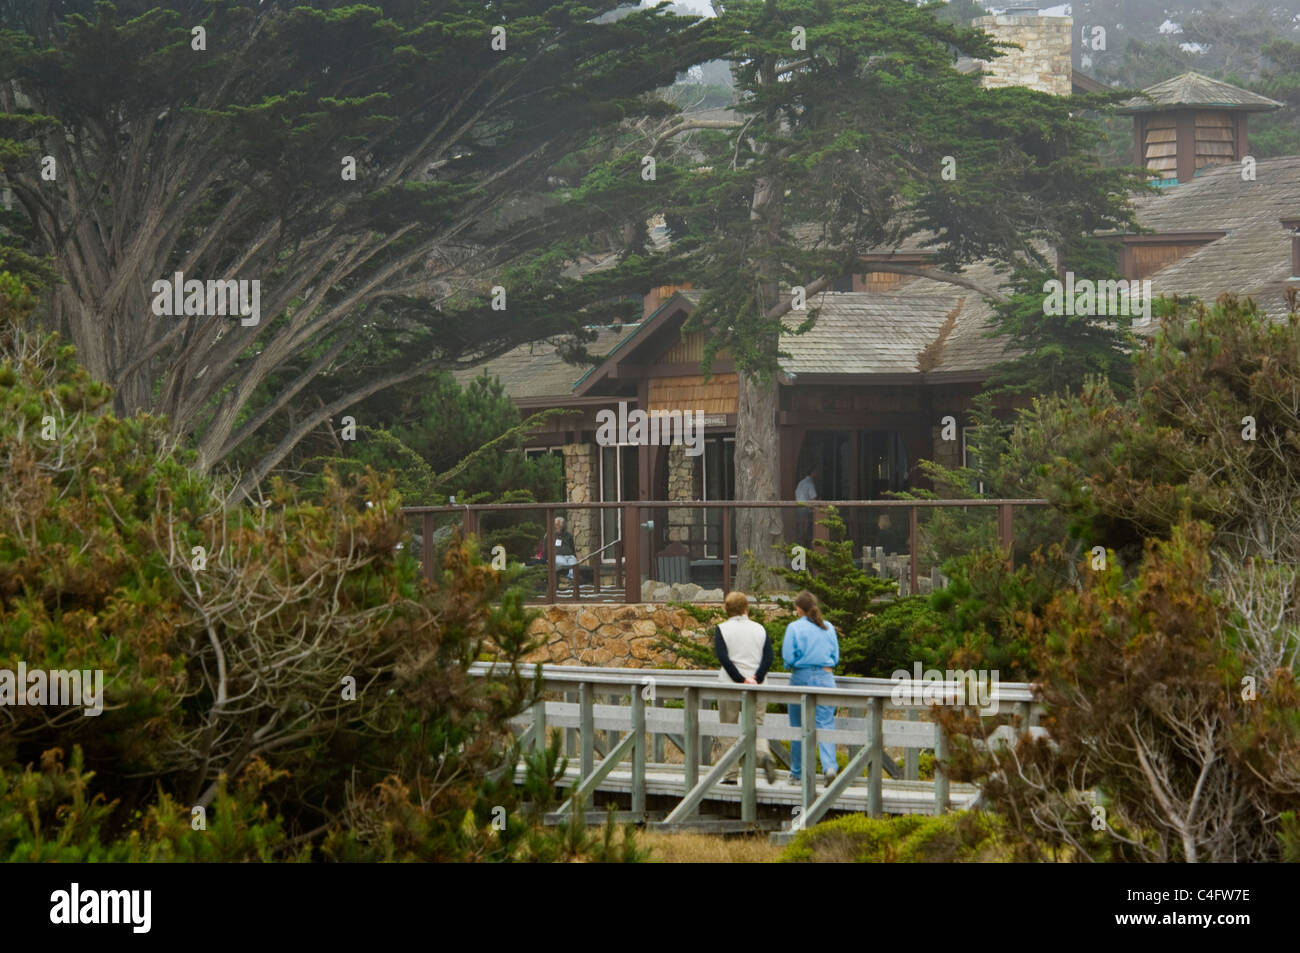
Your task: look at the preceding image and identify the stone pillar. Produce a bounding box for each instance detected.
[931,424,962,471]
[666,443,697,543]
[972,14,1072,97]
[562,443,598,555]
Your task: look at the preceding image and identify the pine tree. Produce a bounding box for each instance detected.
[649,0,1144,588]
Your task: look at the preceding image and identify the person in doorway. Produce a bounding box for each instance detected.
[783,590,840,788]
[545,516,578,586]
[712,591,777,785]
[795,465,818,544]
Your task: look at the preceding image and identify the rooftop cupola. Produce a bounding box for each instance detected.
[1118,72,1283,186]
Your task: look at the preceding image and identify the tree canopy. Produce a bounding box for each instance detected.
[0,0,721,490]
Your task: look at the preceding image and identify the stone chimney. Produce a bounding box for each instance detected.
[973,4,1073,97]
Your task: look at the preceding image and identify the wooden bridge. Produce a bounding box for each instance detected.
[472,663,1044,843]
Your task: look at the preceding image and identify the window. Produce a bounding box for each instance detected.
[599,445,638,550]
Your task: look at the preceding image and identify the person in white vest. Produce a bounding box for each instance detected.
[713,590,777,785]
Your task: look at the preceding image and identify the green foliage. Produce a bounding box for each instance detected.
[0,275,641,862]
[1279,812,1300,863]
[1005,297,1300,569]
[661,0,1143,382]
[0,0,723,479]
[774,507,914,676]
[982,235,1141,401]
[920,548,1060,679]
[780,810,1008,863]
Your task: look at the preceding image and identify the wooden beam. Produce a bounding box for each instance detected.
[662,740,747,824]
[741,690,757,823]
[555,729,638,817]
[631,689,646,815]
[683,687,699,791]
[868,697,883,818]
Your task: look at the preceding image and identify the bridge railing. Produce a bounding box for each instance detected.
[405,498,1051,604]
[470,662,1043,839]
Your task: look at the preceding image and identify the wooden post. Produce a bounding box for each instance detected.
[683,686,699,793]
[653,696,665,762]
[868,697,883,818]
[721,506,731,595]
[580,682,594,811]
[905,708,919,780]
[623,503,641,602]
[545,506,556,603]
[909,506,919,600]
[631,688,646,815]
[421,512,435,584]
[802,693,816,812]
[462,507,478,540]
[605,693,618,755]
[564,690,577,758]
[935,718,949,815]
[533,689,547,753]
[741,689,757,823]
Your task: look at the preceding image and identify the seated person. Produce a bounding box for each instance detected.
[543,516,578,584]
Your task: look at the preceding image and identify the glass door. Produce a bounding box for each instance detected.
[703,436,734,558]
[599,445,640,550]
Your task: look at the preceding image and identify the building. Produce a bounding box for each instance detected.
[456,7,1299,568]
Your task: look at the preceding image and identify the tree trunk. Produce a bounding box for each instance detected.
[733,370,784,592]
[733,53,785,594]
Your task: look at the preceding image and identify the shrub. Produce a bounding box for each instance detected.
[0,273,636,862]
[780,810,1008,863]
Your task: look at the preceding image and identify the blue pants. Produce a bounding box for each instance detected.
[788,667,837,777]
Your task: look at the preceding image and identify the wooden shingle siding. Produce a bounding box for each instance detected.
[854,272,908,292]
[1196,111,1237,169]
[1129,242,1202,279]
[648,374,738,414]
[1145,118,1178,174]
[659,332,730,365]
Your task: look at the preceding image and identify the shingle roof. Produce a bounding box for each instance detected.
[888,259,1018,374]
[777,292,988,377]
[1139,156,1300,319]
[458,286,1019,399]
[1117,71,1283,113]
[451,323,640,399]
[464,151,1300,397]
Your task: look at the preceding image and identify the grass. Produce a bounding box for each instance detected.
[640,831,784,863]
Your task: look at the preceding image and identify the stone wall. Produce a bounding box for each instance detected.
[523,603,713,668]
[666,443,698,543]
[562,442,598,555]
[973,14,1072,97]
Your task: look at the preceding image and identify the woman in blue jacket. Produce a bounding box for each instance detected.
[783,590,840,786]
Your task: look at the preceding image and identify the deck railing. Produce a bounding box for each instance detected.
[403,498,1050,603]
[473,663,1044,840]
